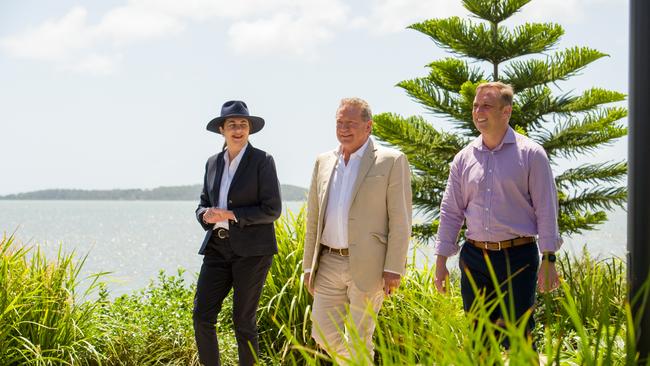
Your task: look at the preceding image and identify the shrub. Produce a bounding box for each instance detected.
[0,234,103,365]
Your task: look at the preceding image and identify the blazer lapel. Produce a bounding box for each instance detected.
[211,151,226,205]
[318,151,338,211]
[349,139,376,204]
[228,143,251,194]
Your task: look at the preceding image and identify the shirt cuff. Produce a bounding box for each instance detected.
[383,269,402,276]
[538,235,563,254]
[199,209,209,223]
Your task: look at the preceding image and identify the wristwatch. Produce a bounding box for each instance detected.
[542,253,557,263]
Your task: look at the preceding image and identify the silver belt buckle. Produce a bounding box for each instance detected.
[217,228,228,239]
[497,241,502,250]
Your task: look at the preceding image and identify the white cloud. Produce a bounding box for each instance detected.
[97,5,184,45]
[361,0,466,34]
[0,0,353,73]
[515,0,593,23]
[129,0,295,20]
[229,13,331,56]
[0,7,95,61]
[0,0,627,73]
[228,0,349,56]
[72,53,123,75]
[359,0,625,34]
[0,3,183,74]
[483,0,625,24]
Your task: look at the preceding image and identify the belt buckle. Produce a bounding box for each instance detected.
[497,241,502,251]
[217,228,228,239]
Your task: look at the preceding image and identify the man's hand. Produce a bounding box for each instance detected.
[434,255,450,294]
[303,272,314,296]
[434,266,450,294]
[383,272,401,296]
[537,260,560,293]
[203,208,236,224]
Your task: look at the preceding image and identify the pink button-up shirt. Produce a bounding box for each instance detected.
[434,127,562,257]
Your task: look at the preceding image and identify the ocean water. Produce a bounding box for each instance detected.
[0,200,626,297]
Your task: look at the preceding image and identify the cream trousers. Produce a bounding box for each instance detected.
[311,251,384,364]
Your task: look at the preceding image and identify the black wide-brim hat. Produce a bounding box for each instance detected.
[206,100,265,134]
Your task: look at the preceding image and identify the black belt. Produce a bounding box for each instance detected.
[213,228,229,239]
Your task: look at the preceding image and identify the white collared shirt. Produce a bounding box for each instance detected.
[215,143,248,229]
[320,138,371,249]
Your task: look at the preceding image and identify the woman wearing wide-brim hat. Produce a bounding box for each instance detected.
[193,100,282,366]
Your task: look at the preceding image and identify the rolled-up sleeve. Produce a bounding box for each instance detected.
[529,148,563,253]
[435,154,466,257]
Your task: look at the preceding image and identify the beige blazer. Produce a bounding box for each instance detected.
[303,139,412,292]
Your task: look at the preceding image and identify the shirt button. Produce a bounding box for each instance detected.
[484,207,489,211]
[489,169,493,173]
[487,188,491,192]
[484,227,489,231]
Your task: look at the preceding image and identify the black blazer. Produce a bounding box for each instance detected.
[196,144,282,256]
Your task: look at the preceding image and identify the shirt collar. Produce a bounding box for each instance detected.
[223,143,248,164]
[472,127,516,152]
[336,137,371,161]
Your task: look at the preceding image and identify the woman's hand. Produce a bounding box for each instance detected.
[203,208,236,223]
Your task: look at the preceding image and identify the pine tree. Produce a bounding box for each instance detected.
[373,0,627,241]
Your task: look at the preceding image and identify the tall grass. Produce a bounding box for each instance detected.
[257,210,646,365]
[0,233,103,365]
[257,208,319,364]
[96,269,202,365]
[2,210,648,365]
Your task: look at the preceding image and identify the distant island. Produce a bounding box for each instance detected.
[0,184,308,201]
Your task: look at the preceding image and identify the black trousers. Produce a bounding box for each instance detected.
[193,236,273,366]
[459,240,539,348]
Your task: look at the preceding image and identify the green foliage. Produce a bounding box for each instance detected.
[3,213,645,364]
[257,208,319,364]
[504,47,608,91]
[462,0,533,23]
[259,212,640,365]
[0,234,104,365]
[97,269,203,365]
[372,0,627,240]
[410,18,563,63]
[535,249,642,365]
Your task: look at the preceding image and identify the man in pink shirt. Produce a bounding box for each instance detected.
[434,81,562,347]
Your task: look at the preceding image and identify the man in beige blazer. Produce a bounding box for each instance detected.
[303,97,412,362]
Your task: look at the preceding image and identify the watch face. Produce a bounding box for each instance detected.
[544,254,557,262]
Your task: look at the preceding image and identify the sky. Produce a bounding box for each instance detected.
[0,0,628,196]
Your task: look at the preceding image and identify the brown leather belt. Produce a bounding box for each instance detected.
[320,244,349,256]
[467,236,535,251]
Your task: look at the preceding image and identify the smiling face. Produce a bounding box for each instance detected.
[472,86,512,136]
[219,117,250,150]
[336,104,372,156]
